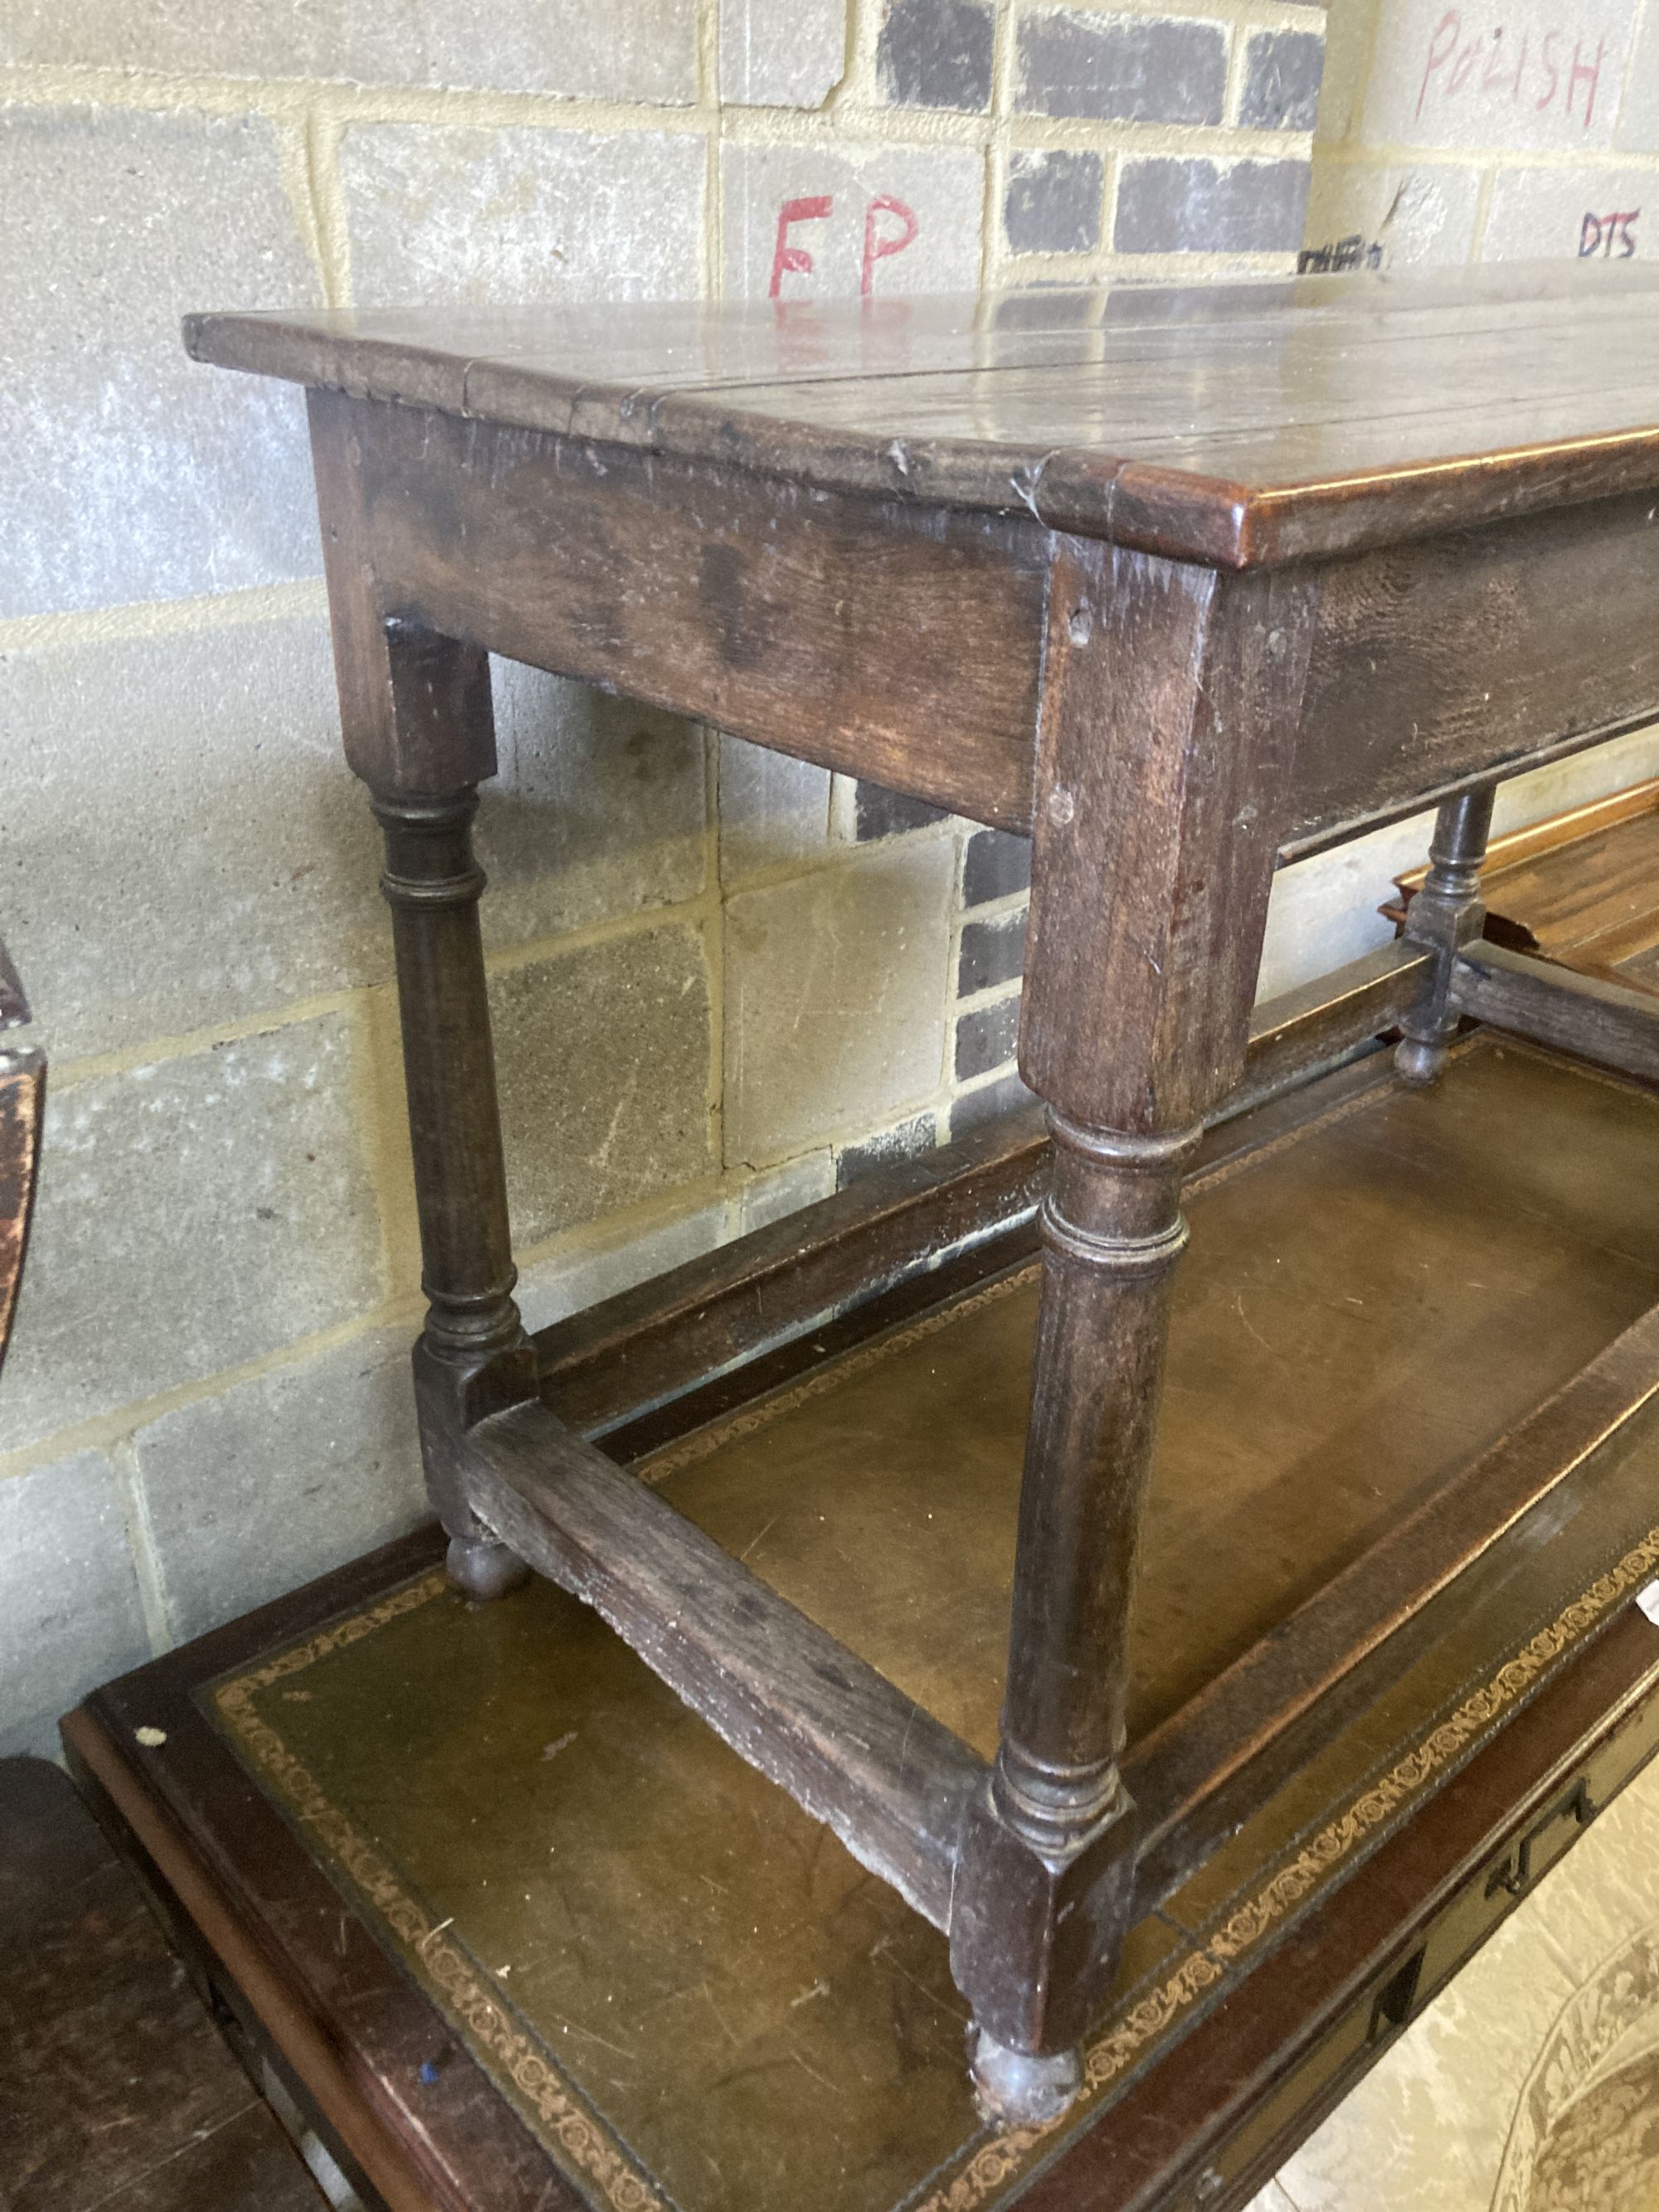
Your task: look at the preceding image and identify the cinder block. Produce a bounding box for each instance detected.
[0,105,319,619]
[722,140,984,300]
[490,922,716,1248]
[515,1198,729,1335]
[0,1451,149,1760]
[342,124,706,306]
[877,0,995,113]
[0,613,387,1062]
[0,624,709,1064]
[1115,157,1310,255]
[963,827,1031,907]
[1617,8,1659,149]
[479,666,708,950]
[835,1111,937,1189]
[1017,10,1228,126]
[723,841,953,1163]
[1484,167,1651,263]
[1238,28,1325,131]
[1314,0,1374,143]
[852,781,949,840]
[955,993,1019,1081]
[1301,160,1481,271]
[133,1330,428,1645]
[718,734,832,882]
[1362,0,1633,154]
[1004,150,1104,254]
[949,1067,1035,1140]
[0,0,698,101]
[737,1149,837,1232]
[958,910,1027,995]
[0,1018,383,1452]
[721,0,846,107]
[1257,828,1415,1004]
[1487,727,1659,841]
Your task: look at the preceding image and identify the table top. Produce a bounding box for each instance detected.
[187,262,1659,566]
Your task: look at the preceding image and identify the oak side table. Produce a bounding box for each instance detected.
[186,263,1659,2126]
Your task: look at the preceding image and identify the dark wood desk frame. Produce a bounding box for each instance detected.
[187,272,1659,2123]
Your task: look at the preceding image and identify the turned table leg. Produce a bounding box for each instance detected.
[374,785,533,1602]
[1396,786,1496,1087]
[950,541,1317,2122]
[307,392,536,1600]
[953,1113,1199,2122]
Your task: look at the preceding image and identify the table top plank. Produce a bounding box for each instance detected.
[186,261,1659,565]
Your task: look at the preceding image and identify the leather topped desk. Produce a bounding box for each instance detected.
[181,262,1659,2132]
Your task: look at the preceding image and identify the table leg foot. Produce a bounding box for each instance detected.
[969,2026,1082,2128]
[445,1532,531,1603]
[1394,1033,1448,1087]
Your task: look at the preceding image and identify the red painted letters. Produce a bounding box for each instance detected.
[860,195,920,295]
[769,197,833,299]
[1415,12,1611,132]
[767,192,921,298]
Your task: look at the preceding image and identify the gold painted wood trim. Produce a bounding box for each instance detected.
[213,1574,669,2212]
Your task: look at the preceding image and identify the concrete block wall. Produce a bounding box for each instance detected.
[0,0,1338,1756]
[1308,0,1659,268]
[1248,0,1659,1032]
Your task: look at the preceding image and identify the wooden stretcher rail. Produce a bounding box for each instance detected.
[533,1104,1049,1437]
[1234,941,1428,1116]
[1452,941,1659,1085]
[476,1245,1659,1957]
[1126,1297,1659,1912]
[533,942,1427,1440]
[460,1399,985,1931]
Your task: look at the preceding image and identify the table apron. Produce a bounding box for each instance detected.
[318,390,1048,834]
[319,396,1659,868]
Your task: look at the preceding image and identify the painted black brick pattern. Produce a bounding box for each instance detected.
[1004,150,1103,253]
[950,1067,1037,1140]
[956,995,1020,1081]
[835,1111,937,1189]
[1239,29,1326,131]
[958,911,1027,994]
[963,828,1031,907]
[1115,157,1311,254]
[1018,9,1228,126]
[854,780,948,840]
[878,0,995,113]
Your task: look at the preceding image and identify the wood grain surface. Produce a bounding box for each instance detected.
[0,1756,323,2212]
[188,264,1659,566]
